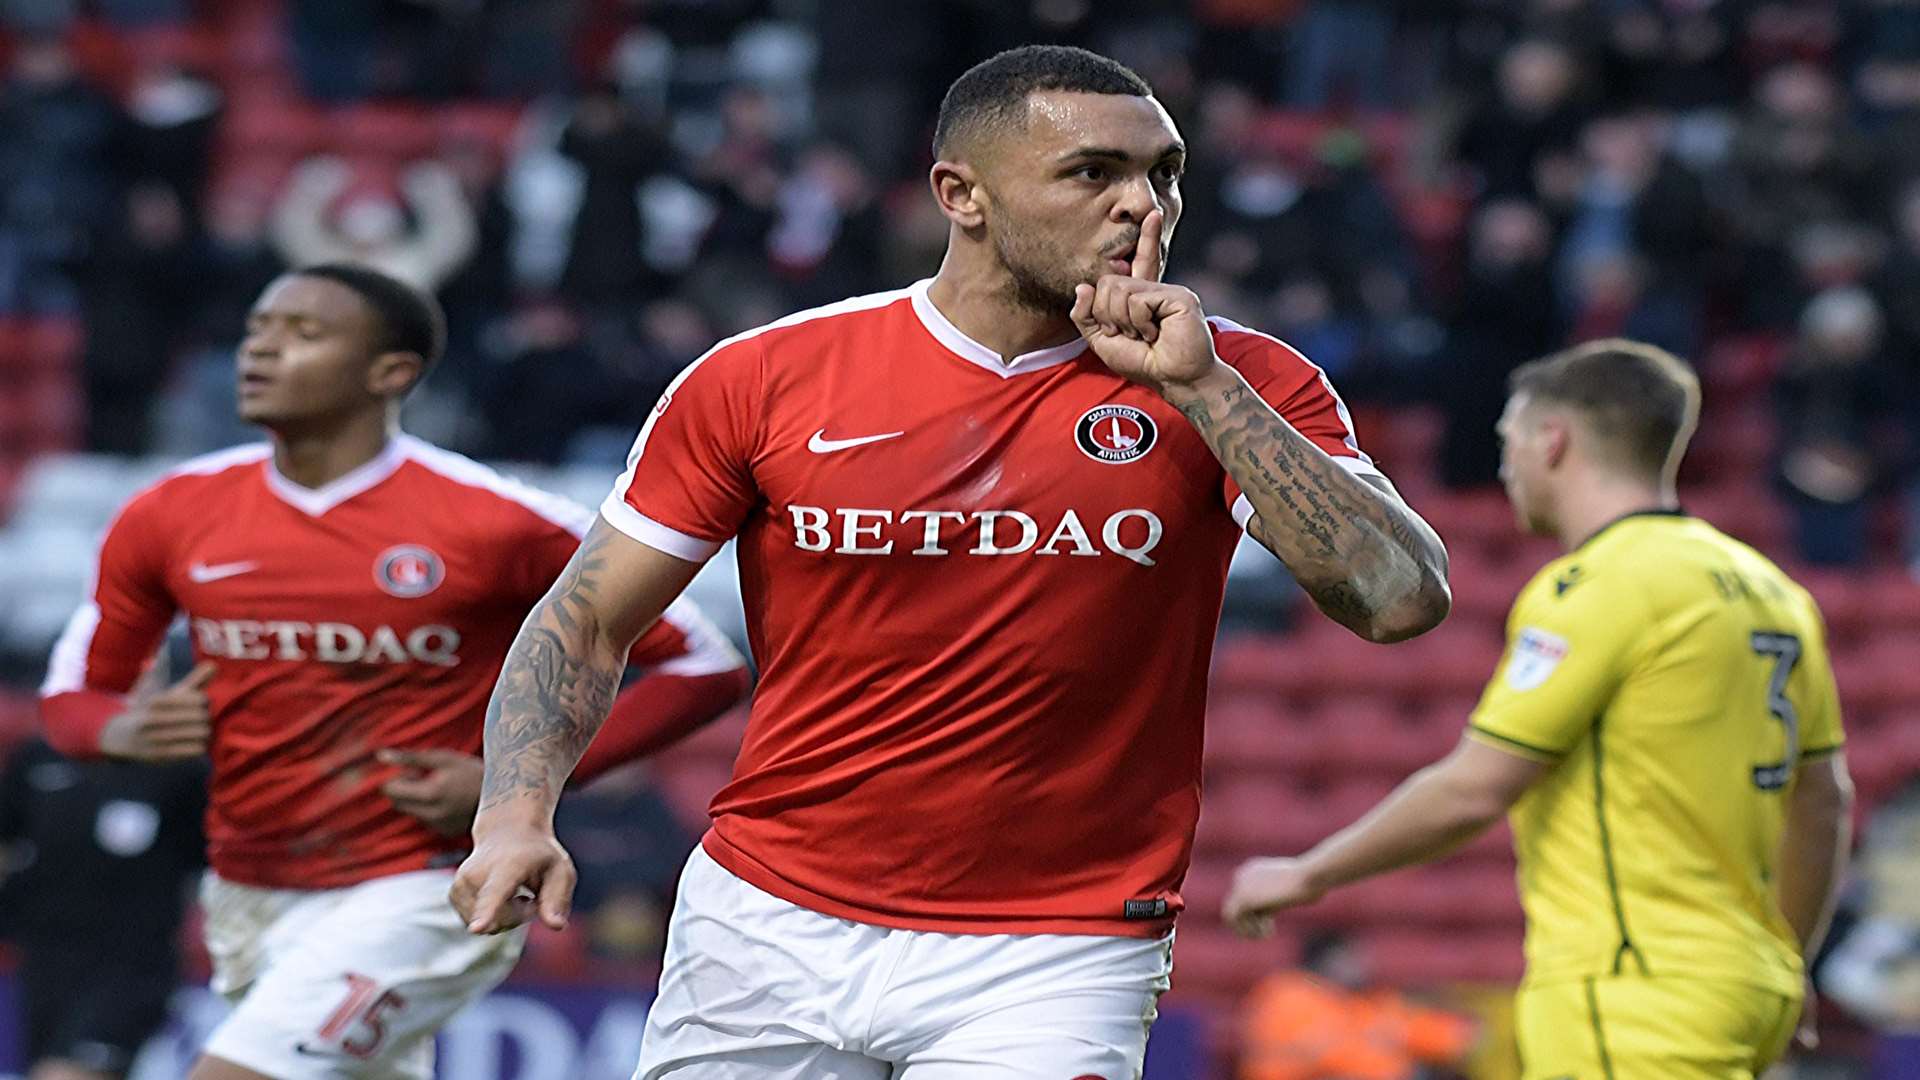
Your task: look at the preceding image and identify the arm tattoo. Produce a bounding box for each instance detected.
[1181,375,1447,640]
[478,527,626,816]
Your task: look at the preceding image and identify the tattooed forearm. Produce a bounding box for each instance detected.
[477,528,629,819]
[1172,368,1449,642]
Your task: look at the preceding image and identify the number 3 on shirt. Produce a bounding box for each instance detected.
[1749,631,1802,792]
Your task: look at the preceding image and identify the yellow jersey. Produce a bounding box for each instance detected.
[1466,510,1844,998]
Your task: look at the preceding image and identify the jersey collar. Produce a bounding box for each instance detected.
[1576,506,1689,551]
[262,435,412,517]
[909,279,1088,378]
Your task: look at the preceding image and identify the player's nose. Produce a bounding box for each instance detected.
[1111,175,1161,224]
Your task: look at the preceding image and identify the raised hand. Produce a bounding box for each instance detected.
[98,660,217,762]
[1069,210,1218,390]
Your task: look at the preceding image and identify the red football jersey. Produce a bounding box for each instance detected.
[41,436,740,889]
[604,280,1382,936]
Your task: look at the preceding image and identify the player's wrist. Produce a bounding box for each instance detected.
[1152,360,1239,408]
[470,797,557,840]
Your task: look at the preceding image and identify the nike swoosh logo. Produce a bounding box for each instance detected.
[188,560,259,583]
[808,429,904,454]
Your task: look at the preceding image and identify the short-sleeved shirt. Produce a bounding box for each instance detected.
[40,436,738,889]
[1468,511,1845,995]
[603,279,1381,936]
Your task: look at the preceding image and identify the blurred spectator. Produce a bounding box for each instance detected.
[1820,779,1920,1073]
[1725,62,1884,328]
[121,61,222,228]
[0,734,206,1080]
[691,85,788,268]
[1845,0,1920,128]
[0,36,124,314]
[1774,286,1896,566]
[69,179,195,454]
[1238,931,1475,1080]
[269,155,477,292]
[1437,198,1559,488]
[1877,178,1920,367]
[556,83,671,309]
[287,0,380,103]
[768,141,886,307]
[1552,108,1712,331]
[1285,0,1397,108]
[1453,38,1589,200]
[153,174,284,456]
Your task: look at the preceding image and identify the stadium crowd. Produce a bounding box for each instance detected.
[0,1,1918,1077]
[0,0,1914,569]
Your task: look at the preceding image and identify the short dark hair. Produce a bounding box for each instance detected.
[1508,338,1701,478]
[933,45,1153,159]
[293,262,447,378]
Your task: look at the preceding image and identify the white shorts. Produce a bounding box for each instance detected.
[636,846,1174,1080]
[198,868,525,1080]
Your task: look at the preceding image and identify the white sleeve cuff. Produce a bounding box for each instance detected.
[1230,456,1388,532]
[598,495,725,562]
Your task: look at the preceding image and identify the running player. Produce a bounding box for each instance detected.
[38,264,748,1080]
[452,45,1451,1078]
[1224,340,1854,1079]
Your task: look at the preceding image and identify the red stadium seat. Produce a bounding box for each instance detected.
[333,104,439,160]
[1365,927,1524,987]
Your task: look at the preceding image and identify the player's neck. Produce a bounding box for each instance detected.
[268,411,400,490]
[1553,473,1677,551]
[926,266,1081,362]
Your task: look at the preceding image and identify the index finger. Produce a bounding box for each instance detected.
[177,661,218,691]
[1130,209,1164,282]
[465,868,524,934]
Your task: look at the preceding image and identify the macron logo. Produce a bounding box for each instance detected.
[188,560,259,583]
[808,429,904,454]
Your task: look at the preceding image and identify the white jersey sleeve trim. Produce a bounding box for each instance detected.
[598,496,724,562]
[399,436,596,537]
[40,600,101,696]
[653,595,747,676]
[1230,456,1388,531]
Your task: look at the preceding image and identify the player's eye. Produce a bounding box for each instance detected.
[1074,164,1108,182]
[1153,163,1183,185]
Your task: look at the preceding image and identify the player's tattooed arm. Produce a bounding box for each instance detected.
[478,524,628,820]
[1169,369,1449,642]
[478,518,705,824]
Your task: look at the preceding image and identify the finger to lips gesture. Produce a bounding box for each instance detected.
[1070,209,1214,387]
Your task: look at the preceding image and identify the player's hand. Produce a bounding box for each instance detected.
[377,748,484,835]
[1794,976,1819,1052]
[1069,209,1219,391]
[98,661,216,762]
[1223,856,1325,938]
[449,822,577,935]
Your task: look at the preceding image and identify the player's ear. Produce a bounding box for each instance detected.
[368,350,425,398]
[1541,415,1573,469]
[930,159,986,230]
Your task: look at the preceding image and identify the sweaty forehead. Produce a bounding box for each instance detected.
[1005,90,1182,162]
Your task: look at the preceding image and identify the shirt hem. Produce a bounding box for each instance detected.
[700,830,1174,939]
[207,851,462,891]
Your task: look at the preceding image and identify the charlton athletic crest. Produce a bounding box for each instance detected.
[1075,404,1157,464]
[374,544,445,598]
